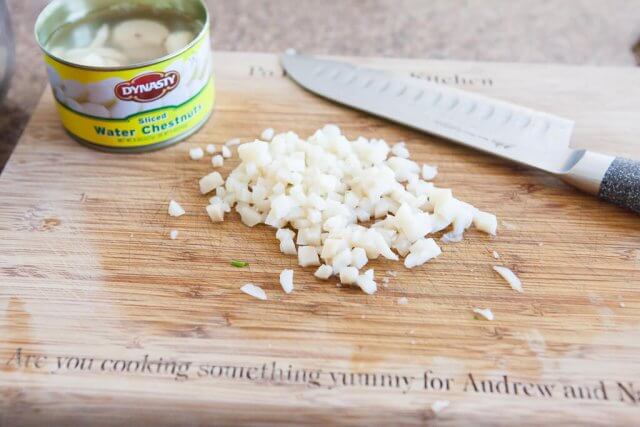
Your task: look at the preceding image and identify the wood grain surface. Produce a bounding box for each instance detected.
[1,52,639,426]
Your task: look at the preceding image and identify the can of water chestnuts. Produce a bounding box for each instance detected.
[35,0,214,152]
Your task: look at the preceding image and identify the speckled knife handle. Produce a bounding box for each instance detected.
[561,151,640,214]
[598,157,640,213]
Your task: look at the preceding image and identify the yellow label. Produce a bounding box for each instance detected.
[44,31,214,148]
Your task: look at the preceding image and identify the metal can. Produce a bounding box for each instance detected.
[35,0,214,152]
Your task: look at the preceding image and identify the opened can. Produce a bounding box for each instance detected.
[35,0,214,152]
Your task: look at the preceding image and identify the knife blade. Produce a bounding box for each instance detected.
[281,51,640,214]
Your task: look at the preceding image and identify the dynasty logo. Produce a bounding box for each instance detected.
[115,71,180,103]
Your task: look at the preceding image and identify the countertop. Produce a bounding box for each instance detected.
[1,0,639,169]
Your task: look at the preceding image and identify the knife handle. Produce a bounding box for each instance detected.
[561,151,640,214]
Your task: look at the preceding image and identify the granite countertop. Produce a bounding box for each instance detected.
[1,0,638,169]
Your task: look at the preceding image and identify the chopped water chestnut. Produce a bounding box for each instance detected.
[241,283,267,300]
[493,266,523,292]
[199,125,497,295]
[189,147,204,160]
[168,200,185,217]
[279,269,294,293]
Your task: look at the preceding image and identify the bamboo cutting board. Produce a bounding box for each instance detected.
[1,52,640,426]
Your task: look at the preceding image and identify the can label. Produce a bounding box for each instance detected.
[44,31,214,149]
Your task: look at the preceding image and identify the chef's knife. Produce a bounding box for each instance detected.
[281,51,640,214]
